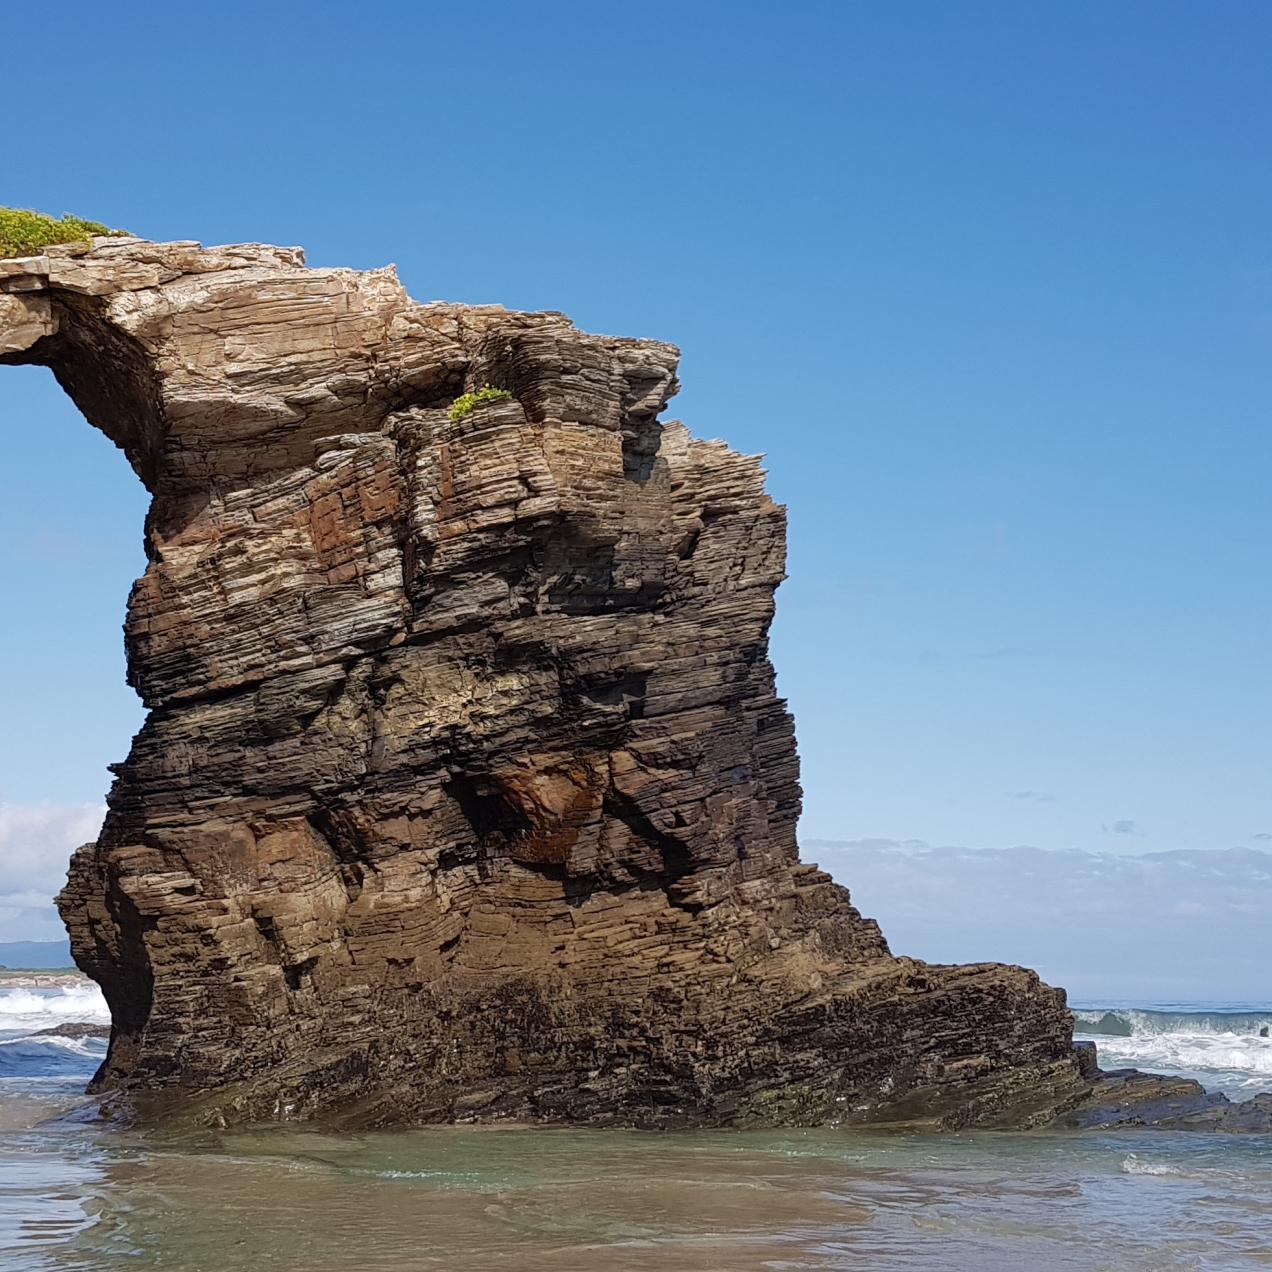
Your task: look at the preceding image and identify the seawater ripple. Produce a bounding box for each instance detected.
[0,985,110,1267]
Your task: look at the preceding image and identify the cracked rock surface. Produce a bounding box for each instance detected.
[0,236,1087,1128]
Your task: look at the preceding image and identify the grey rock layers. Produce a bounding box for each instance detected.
[1,236,1086,1128]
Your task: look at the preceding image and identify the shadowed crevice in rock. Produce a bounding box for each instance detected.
[0,235,1090,1129]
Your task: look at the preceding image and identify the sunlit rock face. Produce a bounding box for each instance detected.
[1,237,1085,1128]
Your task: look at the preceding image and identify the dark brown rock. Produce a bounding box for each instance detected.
[1064,1062,1272,1133]
[32,1023,112,1040]
[0,235,1088,1129]
[1072,1040,1101,1080]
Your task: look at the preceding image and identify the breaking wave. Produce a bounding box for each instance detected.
[0,986,109,1082]
[0,985,108,1034]
[1073,1007,1272,1096]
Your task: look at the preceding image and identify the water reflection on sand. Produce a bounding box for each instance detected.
[3,1116,1269,1271]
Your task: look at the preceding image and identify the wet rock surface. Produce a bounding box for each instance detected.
[1066,1064,1272,1133]
[2,235,1089,1129]
[31,1023,113,1040]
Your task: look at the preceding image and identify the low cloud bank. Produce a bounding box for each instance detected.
[2,811,1264,1002]
[0,803,104,941]
[806,839,1271,1004]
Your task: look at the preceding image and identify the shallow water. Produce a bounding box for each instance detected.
[2,987,1271,1271]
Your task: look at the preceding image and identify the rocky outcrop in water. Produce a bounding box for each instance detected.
[1,235,1089,1128]
[1066,1058,1272,1133]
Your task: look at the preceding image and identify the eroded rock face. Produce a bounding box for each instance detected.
[0,236,1087,1128]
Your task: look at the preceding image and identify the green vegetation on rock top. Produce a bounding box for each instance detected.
[449,387,514,420]
[0,206,127,259]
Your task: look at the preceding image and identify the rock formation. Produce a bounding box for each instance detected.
[0,235,1089,1128]
[1066,1065,1272,1133]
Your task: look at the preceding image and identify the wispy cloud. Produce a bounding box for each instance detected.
[0,803,104,941]
[1010,790,1055,802]
[1103,819,1145,836]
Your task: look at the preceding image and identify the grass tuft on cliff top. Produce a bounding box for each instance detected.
[449,387,513,420]
[0,207,128,259]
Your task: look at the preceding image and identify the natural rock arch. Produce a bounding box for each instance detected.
[0,237,1084,1128]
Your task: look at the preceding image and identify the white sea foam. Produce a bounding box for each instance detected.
[1073,1007,1272,1095]
[1086,1032,1272,1084]
[0,985,109,1035]
[1121,1155,1182,1176]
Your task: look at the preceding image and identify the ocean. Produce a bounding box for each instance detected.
[2,984,1270,1270]
[1072,1003,1272,1098]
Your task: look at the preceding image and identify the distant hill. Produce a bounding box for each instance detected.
[0,939,74,969]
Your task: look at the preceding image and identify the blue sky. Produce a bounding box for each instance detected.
[808,840,1272,1004]
[3,2,1272,993]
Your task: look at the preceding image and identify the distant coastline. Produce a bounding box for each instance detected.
[0,969,85,988]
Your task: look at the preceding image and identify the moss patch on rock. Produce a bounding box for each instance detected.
[449,387,513,421]
[0,207,126,259]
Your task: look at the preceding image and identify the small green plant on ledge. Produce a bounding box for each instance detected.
[0,207,128,259]
[448,387,513,421]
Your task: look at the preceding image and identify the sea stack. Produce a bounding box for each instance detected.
[1,236,1086,1127]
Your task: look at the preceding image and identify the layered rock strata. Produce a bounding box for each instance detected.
[1,236,1088,1128]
